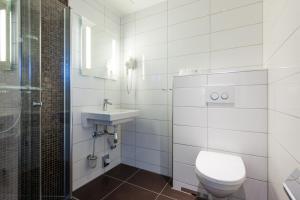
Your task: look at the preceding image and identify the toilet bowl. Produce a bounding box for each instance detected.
[195,151,246,199]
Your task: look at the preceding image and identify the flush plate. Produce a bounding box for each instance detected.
[206,86,235,105]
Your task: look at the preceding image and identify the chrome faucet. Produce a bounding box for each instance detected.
[103,99,112,111]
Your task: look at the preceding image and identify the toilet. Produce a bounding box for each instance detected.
[195,151,246,199]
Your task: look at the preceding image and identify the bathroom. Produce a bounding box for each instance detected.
[0,0,299,199]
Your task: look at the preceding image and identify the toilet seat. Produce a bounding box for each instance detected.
[195,151,246,186]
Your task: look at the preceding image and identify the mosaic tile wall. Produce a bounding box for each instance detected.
[41,0,69,199]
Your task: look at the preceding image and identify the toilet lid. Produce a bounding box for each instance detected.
[195,151,246,186]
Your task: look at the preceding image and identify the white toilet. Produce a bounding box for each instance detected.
[195,151,246,199]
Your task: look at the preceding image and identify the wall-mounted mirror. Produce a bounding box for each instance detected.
[71,11,120,80]
[0,0,12,71]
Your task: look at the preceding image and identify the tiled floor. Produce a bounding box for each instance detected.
[73,164,198,200]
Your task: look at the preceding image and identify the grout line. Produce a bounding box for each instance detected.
[101,169,141,200]
[268,70,300,85]
[268,108,300,120]
[101,167,194,200]
[154,181,170,200]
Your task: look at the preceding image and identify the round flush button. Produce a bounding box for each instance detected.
[210,92,219,100]
[221,93,229,100]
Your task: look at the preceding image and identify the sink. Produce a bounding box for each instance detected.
[81,109,140,126]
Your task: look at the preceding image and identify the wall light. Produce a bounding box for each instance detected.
[0,9,6,62]
[80,17,95,70]
[85,26,91,69]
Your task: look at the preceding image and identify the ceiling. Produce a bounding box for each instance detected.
[97,0,166,15]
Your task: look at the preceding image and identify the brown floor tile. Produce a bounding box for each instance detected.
[127,170,170,193]
[104,183,158,200]
[105,164,139,180]
[161,183,197,200]
[156,195,173,200]
[73,176,122,200]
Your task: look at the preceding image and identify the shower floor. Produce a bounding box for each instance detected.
[73,164,199,200]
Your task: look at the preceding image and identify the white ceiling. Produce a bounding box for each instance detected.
[97,0,166,15]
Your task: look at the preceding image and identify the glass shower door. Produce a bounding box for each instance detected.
[0,0,42,199]
[0,0,71,199]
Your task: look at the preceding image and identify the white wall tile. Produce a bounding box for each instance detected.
[122,131,136,145]
[136,133,169,152]
[173,75,207,88]
[135,161,169,176]
[136,43,167,60]
[234,178,267,200]
[174,125,207,147]
[173,88,206,107]
[173,162,199,186]
[211,0,261,14]
[122,144,136,160]
[269,110,300,163]
[168,0,209,25]
[173,107,207,127]
[136,28,167,47]
[208,70,267,86]
[211,3,262,32]
[208,128,267,156]
[211,45,262,69]
[168,35,210,57]
[208,108,267,133]
[173,144,202,165]
[135,2,167,20]
[234,85,268,108]
[269,73,300,117]
[137,59,167,76]
[168,0,198,10]
[168,17,209,41]
[135,105,168,120]
[211,24,262,51]
[136,118,169,136]
[136,12,167,34]
[136,74,167,90]
[136,90,168,105]
[135,147,169,167]
[168,53,210,74]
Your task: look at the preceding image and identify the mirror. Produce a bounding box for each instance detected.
[71,11,120,80]
[0,0,11,70]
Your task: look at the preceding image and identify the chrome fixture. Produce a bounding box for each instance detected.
[87,124,118,168]
[93,125,118,144]
[103,98,112,111]
[102,154,111,168]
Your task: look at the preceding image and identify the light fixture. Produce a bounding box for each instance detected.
[85,26,91,69]
[0,9,6,62]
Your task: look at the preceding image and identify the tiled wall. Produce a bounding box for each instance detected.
[173,70,268,200]
[120,0,263,177]
[41,0,68,197]
[69,0,122,190]
[264,0,300,199]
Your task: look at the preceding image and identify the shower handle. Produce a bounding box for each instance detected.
[32,101,43,107]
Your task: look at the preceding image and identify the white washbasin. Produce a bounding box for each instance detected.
[81,109,140,126]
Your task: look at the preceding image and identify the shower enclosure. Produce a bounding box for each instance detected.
[0,0,71,199]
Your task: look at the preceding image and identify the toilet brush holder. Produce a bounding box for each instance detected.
[87,154,98,168]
